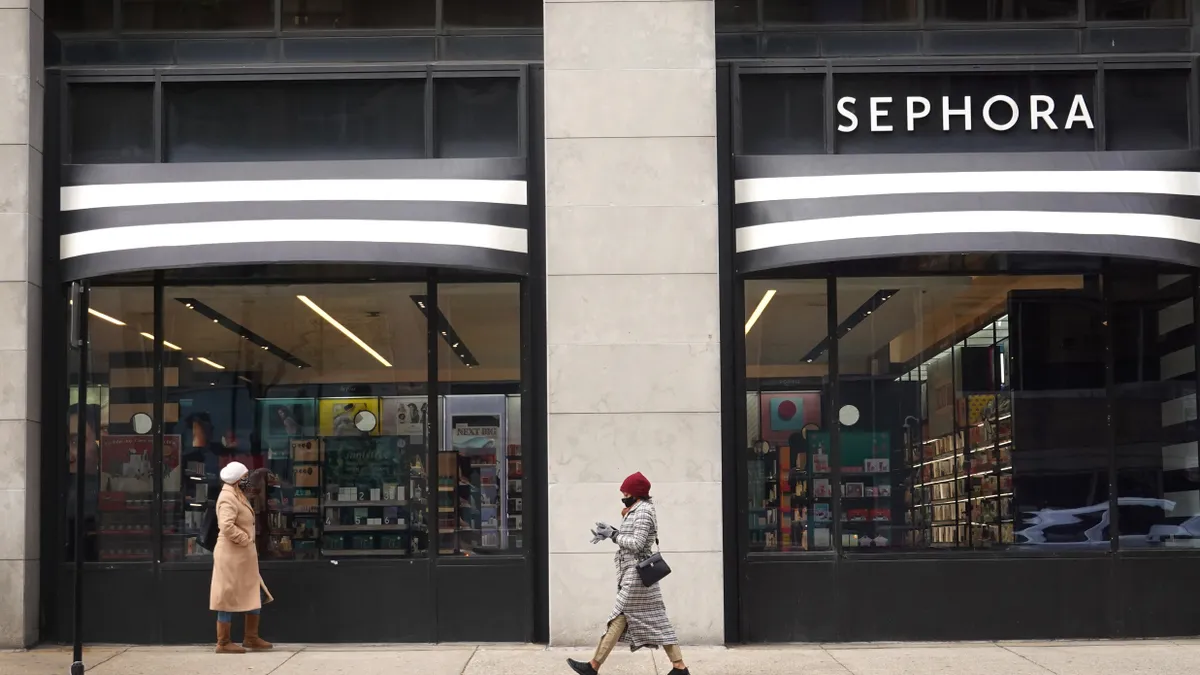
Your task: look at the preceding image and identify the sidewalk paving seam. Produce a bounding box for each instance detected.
[265,645,306,674]
[458,645,479,675]
[89,646,129,670]
[820,645,860,675]
[997,642,1060,675]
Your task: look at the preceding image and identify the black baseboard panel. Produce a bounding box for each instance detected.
[743,554,1200,642]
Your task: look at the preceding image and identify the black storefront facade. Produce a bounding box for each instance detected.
[38,12,549,643]
[717,8,1200,642]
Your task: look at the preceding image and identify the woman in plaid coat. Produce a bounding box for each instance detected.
[567,472,689,675]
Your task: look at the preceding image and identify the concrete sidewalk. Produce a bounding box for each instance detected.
[6,639,1200,675]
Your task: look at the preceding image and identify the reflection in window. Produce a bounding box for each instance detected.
[46,0,115,32]
[436,284,524,554]
[281,0,436,29]
[744,280,832,551]
[1088,0,1186,20]
[1105,70,1189,151]
[70,84,156,164]
[926,0,1077,21]
[740,75,825,155]
[763,0,915,24]
[435,78,520,158]
[68,287,157,562]
[444,0,543,28]
[162,283,432,561]
[165,79,426,162]
[121,0,274,30]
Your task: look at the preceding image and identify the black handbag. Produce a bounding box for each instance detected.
[636,538,672,587]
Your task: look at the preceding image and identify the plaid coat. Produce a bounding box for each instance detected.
[606,500,679,650]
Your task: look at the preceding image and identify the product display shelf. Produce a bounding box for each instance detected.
[506,443,523,549]
[178,458,218,560]
[437,450,467,554]
[963,390,1015,546]
[907,429,966,547]
[322,436,426,559]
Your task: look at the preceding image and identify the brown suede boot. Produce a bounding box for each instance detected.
[216,621,246,654]
[242,613,273,651]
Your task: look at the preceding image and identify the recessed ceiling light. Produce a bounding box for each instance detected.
[139,332,182,351]
[196,357,225,370]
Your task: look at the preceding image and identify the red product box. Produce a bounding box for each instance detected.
[847,508,869,522]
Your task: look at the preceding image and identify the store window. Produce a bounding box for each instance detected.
[161,282,431,561]
[926,0,1078,21]
[121,0,274,30]
[434,78,521,158]
[1104,70,1189,151]
[67,286,156,562]
[762,0,916,25]
[1088,0,1186,20]
[741,268,1183,552]
[443,0,543,28]
[164,79,426,163]
[740,75,825,155]
[435,283,523,554]
[69,84,156,164]
[281,0,436,30]
[744,280,832,552]
[833,71,1096,154]
[1111,270,1200,549]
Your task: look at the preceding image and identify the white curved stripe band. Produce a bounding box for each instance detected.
[60,219,529,259]
[736,211,1200,253]
[734,171,1200,204]
[61,178,529,211]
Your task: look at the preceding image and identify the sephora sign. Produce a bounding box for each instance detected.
[836,94,1095,133]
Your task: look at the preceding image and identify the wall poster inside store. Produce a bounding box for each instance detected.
[259,397,316,439]
[318,397,382,436]
[381,396,427,439]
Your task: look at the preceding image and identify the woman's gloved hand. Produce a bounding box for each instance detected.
[593,522,618,542]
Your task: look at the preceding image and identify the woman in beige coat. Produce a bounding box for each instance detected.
[210,461,274,654]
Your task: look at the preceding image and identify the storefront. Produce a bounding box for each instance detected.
[719,60,1200,641]
[40,63,547,644]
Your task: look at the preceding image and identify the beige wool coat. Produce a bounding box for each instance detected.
[209,483,274,612]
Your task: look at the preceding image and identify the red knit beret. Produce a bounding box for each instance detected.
[620,472,651,498]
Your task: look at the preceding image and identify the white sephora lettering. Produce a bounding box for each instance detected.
[836,95,1095,133]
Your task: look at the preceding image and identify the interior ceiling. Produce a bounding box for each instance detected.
[745,275,1083,376]
[86,283,521,383]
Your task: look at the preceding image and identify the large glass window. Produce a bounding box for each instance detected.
[47,0,115,32]
[161,282,430,561]
[443,0,543,28]
[740,261,1198,553]
[740,75,825,156]
[164,79,426,163]
[926,0,1078,21]
[744,280,832,552]
[65,275,526,564]
[68,287,156,562]
[436,283,523,554]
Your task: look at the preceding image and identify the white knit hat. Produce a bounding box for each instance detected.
[220,461,248,485]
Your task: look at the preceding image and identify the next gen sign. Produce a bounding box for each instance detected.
[836,95,1095,133]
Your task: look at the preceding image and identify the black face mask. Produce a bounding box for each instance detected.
[622,497,637,508]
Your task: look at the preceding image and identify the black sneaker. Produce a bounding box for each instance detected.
[567,658,598,675]
[668,669,691,675]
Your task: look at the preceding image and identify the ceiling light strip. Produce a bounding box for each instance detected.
[196,356,225,370]
[410,296,479,368]
[139,332,182,351]
[176,298,310,369]
[801,289,899,363]
[88,308,126,326]
[297,295,393,368]
[744,289,777,335]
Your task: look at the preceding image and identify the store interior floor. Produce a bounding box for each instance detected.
[10,639,1200,675]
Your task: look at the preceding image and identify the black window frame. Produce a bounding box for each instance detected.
[46,0,544,38]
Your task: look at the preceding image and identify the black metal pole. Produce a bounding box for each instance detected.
[71,282,88,675]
